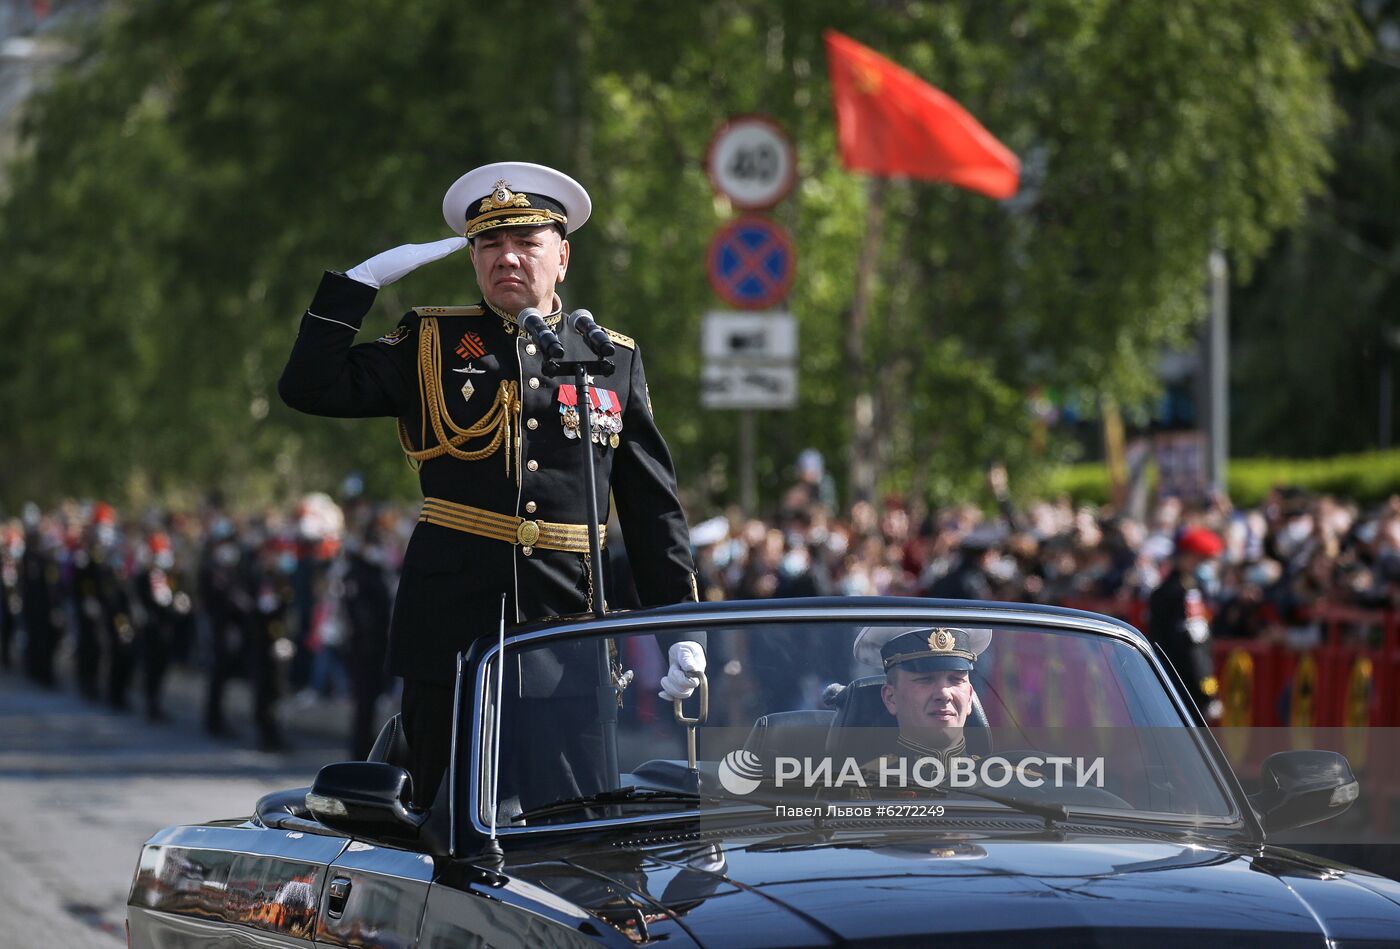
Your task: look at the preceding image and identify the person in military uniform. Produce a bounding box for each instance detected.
[133,530,189,721]
[20,507,62,688]
[852,625,992,776]
[278,162,704,806]
[338,514,394,761]
[73,503,135,708]
[246,533,297,751]
[1147,526,1224,722]
[922,526,1004,601]
[70,511,110,700]
[199,515,251,737]
[1,519,24,671]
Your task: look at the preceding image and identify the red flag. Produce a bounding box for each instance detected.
[824,29,1019,199]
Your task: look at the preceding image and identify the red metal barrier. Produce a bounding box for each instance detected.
[1057,596,1400,726]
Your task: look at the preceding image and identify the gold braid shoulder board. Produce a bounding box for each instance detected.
[397,316,519,476]
[604,328,635,350]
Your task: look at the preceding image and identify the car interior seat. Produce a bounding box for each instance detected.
[742,709,838,771]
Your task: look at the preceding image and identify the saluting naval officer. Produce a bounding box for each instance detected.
[278,162,706,807]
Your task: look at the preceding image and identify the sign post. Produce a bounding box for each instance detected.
[703,116,798,514]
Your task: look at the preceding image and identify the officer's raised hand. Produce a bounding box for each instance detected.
[344,237,468,289]
[659,641,707,701]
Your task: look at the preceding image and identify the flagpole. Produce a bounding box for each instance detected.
[847,176,886,504]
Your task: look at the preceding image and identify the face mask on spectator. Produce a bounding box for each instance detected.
[781,548,810,577]
[986,555,1018,583]
[1275,517,1312,557]
[1244,561,1278,588]
[826,532,849,558]
[1196,562,1220,596]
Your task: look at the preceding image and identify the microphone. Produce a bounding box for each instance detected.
[518,307,564,360]
[569,309,616,358]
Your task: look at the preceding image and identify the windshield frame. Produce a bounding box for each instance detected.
[459,601,1251,840]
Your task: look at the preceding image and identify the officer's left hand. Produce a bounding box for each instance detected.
[659,641,706,702]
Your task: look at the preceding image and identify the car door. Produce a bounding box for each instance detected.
[128,822,348,947]
[314,839,437,948]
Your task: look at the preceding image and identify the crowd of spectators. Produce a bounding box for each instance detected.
[692,451,1400,650]
[5,449,1400,750]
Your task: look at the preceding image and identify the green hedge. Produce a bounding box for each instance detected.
[1046,449,1400,508]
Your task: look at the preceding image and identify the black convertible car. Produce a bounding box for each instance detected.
[127,599,1400,947]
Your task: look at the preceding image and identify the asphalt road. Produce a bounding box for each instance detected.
[0,669,349,947]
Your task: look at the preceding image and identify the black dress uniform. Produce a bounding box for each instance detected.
[133,542,187,721]
[1147,568,1219,718]
[0,531,19,670]
[279,273,697,802]
[71,540,105,700]
[20,530,61,687]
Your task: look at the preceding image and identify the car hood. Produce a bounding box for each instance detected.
[504,825,1400,947]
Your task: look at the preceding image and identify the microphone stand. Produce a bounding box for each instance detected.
[541,348,619,796]
[541,353,614,618]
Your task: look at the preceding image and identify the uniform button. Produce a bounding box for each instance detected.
[528,377,540,389]
[522,546,533,557]
[526,418,538,430]
[525,343,537,356]
[527,459,539,472]
[525,501,537,514]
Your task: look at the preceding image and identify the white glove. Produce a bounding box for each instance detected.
[658,641,706,702]
[344,237,468,289]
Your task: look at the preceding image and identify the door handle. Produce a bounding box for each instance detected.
[326,876,352,919]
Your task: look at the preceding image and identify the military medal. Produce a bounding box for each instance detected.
[452,330,487,390]
[455,331,486,361]
[558,386,581,439]
[586,386,623,450]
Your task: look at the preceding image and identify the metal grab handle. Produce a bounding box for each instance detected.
[673,671,709,772]
[672,670,709,725]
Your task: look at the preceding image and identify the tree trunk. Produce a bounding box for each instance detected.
[846,177,886,505]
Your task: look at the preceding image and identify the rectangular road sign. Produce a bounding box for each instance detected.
[701,363,797,409]
[702,311,797,362]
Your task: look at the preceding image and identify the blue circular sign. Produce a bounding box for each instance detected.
[707,217,796,309]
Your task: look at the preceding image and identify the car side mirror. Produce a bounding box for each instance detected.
[306,762,428,847]
[1249,751,1359,834]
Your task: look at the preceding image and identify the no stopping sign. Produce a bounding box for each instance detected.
[707,217,796,309]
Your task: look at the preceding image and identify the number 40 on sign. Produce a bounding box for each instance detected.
[706,115,797,210]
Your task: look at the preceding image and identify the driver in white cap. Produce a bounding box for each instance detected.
[279,162,704,807]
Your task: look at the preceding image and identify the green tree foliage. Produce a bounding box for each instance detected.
[0,0,1364,511]
[1049,447,1400,507]
[1231,0,1400,458]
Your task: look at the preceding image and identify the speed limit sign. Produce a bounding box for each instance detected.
[706,115,796,210]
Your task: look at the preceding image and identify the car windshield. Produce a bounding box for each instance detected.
[469,613,1236,831]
